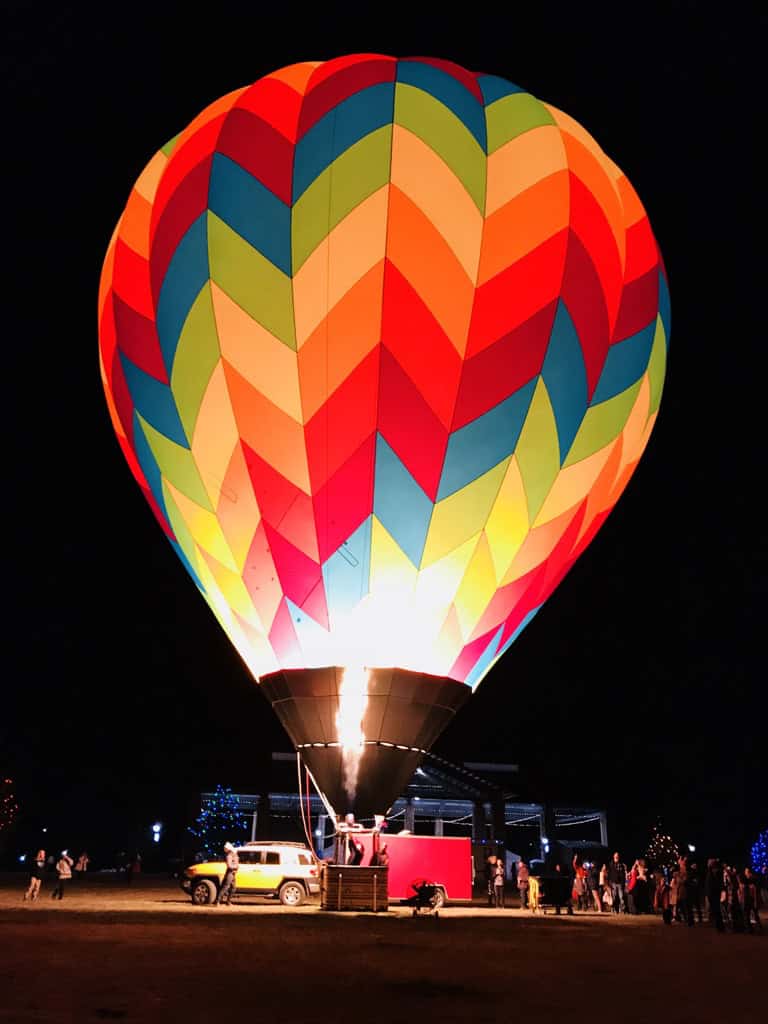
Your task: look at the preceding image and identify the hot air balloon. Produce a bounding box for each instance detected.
[98,54,669,824]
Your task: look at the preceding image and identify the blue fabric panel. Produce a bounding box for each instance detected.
[592,321,655,405]
[208,153,291,275]
[541,300,589,464]
[437,379,536,500]
[122,354,187,447]
[293,83,395,201]
[477,74,526,106]
[465,626,504,690]
[396,60,487,151]
[658,269,671,349]
[322,516,373,629]
[156,214,209,375]
[373,436,433,567]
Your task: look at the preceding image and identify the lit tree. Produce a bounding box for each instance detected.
[751,829,767,873]
[188,785,248,859]
[646,819,680,871]
[0,778,18,833]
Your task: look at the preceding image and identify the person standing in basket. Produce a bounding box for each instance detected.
[51,850,73,900]
[214,842,239,906]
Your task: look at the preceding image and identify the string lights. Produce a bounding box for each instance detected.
[646,819,680,870]
[188,785,247,859]
[750,828,767,873]
[0,778,18,833]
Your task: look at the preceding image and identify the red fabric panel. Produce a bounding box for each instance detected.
[268,598,302,665]
[569,175,623,337]
[112,238,154,320]
[235,76,306,142]
[150,155,213,306]
[381,262,463,430]
[312,433,376,564]
[560,229,610,401]
[298,56,397,139]
[150,117,223,239]
[452,300,556,431]
[217,107,294,204]
[305,347,380,494]
[263,523,324,614]
[113,294,167,383]
[377,346,449,502]
[448,627,500,682]
[299,576,330,631]
[109,344,136,447]
[467,229,568,357]
[612,265,659,343]
[469,564,547,642]
[623,215,659,283]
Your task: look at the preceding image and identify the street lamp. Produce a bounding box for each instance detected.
[152,823,162,843]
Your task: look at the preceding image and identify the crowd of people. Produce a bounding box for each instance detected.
[484,850,765,933]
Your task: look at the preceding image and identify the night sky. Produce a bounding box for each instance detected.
[3,3,765,866]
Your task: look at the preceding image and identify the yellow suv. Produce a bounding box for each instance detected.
[182,842,320,907]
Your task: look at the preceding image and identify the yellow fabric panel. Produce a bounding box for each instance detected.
[515,377,561,523]
[138,414,212,510]
[223,363,311,494]
[191,361,241,510]
[617,375,651,476]
[369,516,419,595]
[534,442,616,527]
[484,456,529,582]
[164,480,239,572]
[292,186,389,348]
[196,545,263,625]
[297,262,383,423]
[433,605,464,677]
[421,458,510,567]
[452,533,498,641]
[573,439,623,546]
[485,125,568,215]
[415,536,481,630]
[391,125,483,281]
[500,503,580,585]
[211,283,302,423]
[215,443,261,573]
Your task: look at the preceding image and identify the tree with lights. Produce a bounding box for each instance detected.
[645,820,680,871]
[751,828,767,873]
[188,785,248,860]
[0,778,18,833]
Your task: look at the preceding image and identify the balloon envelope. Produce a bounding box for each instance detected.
[98,54,668,725]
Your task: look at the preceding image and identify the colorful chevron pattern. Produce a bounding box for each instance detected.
[98,54,669,690]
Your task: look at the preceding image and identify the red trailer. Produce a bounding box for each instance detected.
[356,832,473,907]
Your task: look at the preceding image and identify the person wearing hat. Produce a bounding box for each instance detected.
[214,842,239,906]
[51,850,73,900]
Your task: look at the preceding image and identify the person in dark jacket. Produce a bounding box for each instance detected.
[214,842,240,906]
[23,850,46,902]
[705,858,725,932]
[607,852,627,914]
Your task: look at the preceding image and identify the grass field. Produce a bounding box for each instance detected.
[1,874,764,1023]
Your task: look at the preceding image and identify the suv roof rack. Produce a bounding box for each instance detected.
[241,841,309,848]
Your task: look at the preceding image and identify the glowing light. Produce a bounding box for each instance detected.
[688,844,696,853]
[152,823,162,833]
[335,665,369,805]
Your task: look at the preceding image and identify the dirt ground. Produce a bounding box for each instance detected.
[1,874,765,1023]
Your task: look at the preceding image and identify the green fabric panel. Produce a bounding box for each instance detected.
[564,381,642,467]
[485,93,556,154]
[515,378,561,522]
[208,212,296,349]
[291,125,393,272]
[161,481,204,578]
[171,283,221,440]
[160,133,182,158]
[394,84,486,212]
[137,413,213,511]
[647,315,667,416]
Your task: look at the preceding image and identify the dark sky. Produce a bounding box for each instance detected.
[3,3,765,863]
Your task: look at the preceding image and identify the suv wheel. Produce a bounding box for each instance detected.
[191,879,217,906]
[278,881,305,907]
[433,887,446,910]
